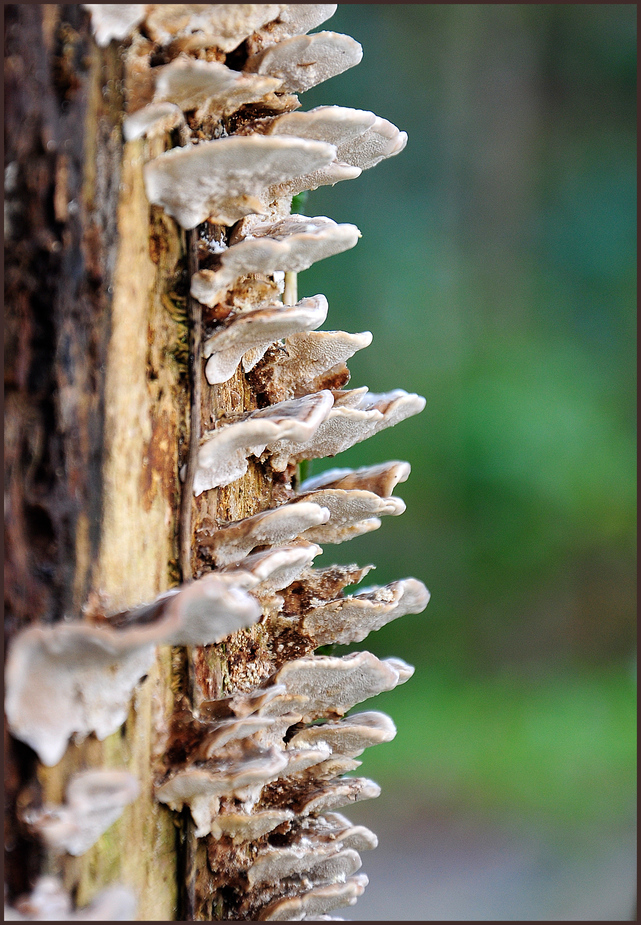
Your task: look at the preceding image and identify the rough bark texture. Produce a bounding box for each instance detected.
[5,6,293,918]
[4,6,189,917]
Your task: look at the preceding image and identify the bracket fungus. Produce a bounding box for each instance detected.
[4,877,137,922]
[199,501,331,566]
[301,577,430,646]
[143,135,338,229]
[266,105,408,180]
[194,389,334,493]
[245,32,363,95]
[268,387,426,471]
[152,56,283,116]
[143,5,287,52]
[4,575,261,766]
[191,216,360,308]
[21,769,140,857]
[246,5,339,55]
[8,4,431,919]
[251,329,373,403]
[300,460,411,497]
[201,294,328,384]
[82,4,146,47]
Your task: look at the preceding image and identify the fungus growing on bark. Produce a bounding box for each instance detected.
[152,56,283,116]
[262,651,413,723]
[257,874,368,921]
[190,216,360,308]
[6,4,431,918]
[245,32,363,94]
[265,105,408,184]
[155,746,289,837]
[220,543,323,594]
[4,877,136,921]
[83,4,146,47]
[194,389,334,493]
[251,329,373,403]
[287,711,396,758]
[201,295,328,385]
[300,460,411,497]
[199,502,330,566]
[143,4,286,52]
[143,135,338,229]
[122,102,185,142]
[21,769,139,857]
[301,577,430,646]
[246,5,338,54]
[293,487,405,544]
[4,575,261,765]
[268,388,426,471]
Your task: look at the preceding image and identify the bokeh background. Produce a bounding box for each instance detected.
[297,4,636,920]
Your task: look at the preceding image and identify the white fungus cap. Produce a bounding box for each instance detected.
[143,135,337,229]
[245,32,363,94]
[83,4,146,46]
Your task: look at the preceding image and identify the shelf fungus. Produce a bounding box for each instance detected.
[245,32,363,95]
[143,135,338,229]
[268,388,426,471]
[11,5,431,920]
[191,216,360,309]
[4,576,261,766]
[194,389,334,493]
[201,294,329,385]
[21,769,140,857]
[4,877,137,921]
[245,5,339,55]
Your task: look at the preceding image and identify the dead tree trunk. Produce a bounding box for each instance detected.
[5,6,427,920]
[5,5,188,917]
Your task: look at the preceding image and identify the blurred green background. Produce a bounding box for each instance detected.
[296,1,636,857]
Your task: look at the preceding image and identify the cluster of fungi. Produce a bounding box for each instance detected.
[4,4,429,921]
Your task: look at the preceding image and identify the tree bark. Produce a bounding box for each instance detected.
[5,7,424,920]
[5,6,192,917]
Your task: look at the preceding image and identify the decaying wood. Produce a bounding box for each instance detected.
[5,6,425,920]
[5,6,187,917]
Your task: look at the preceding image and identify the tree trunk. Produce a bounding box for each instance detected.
[5,6,426,920]
[5,5,189,917]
